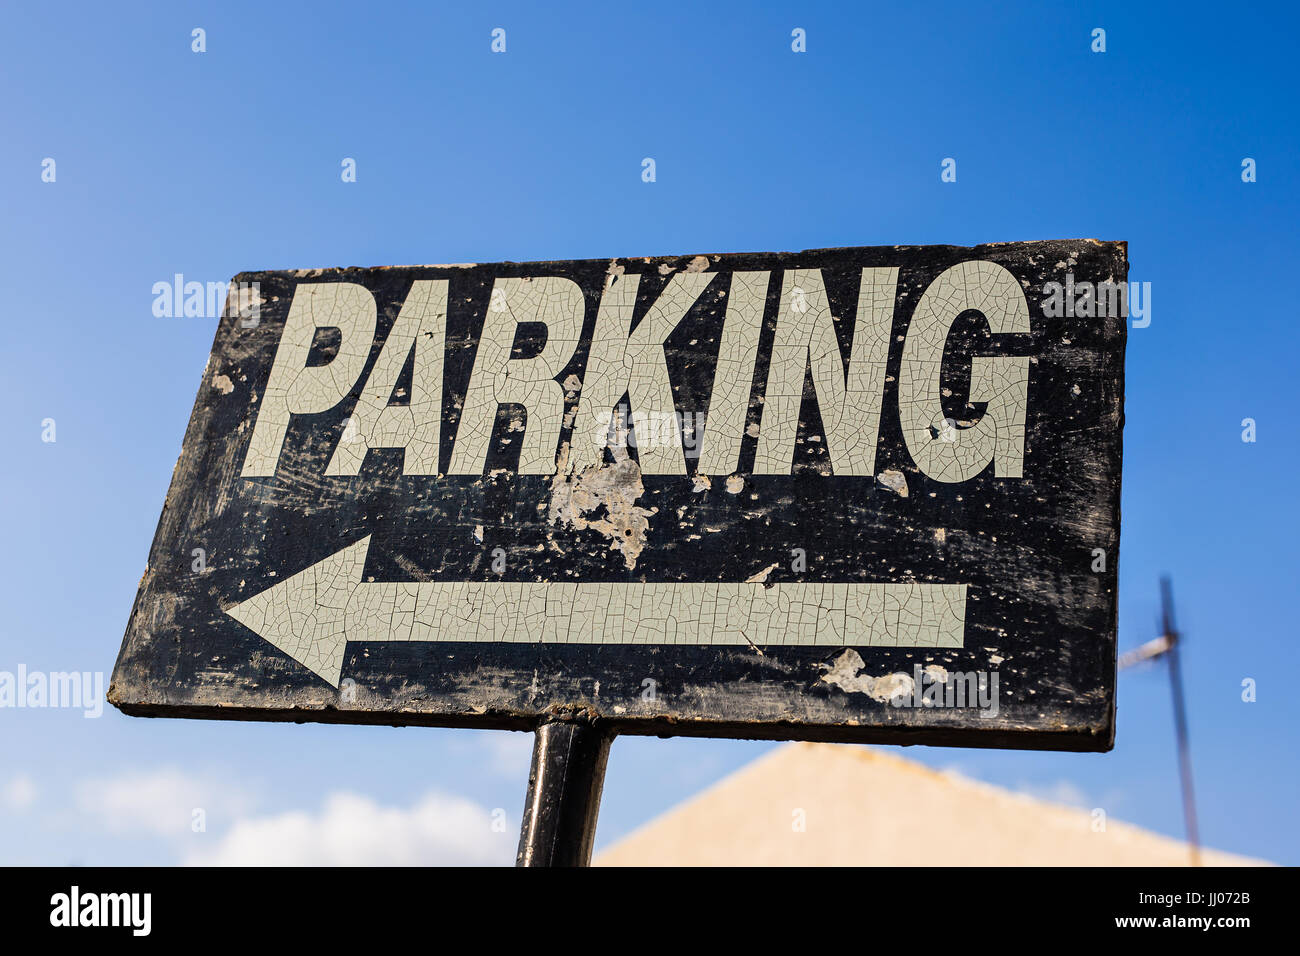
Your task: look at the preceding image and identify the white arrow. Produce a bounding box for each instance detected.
[225,536,967,687]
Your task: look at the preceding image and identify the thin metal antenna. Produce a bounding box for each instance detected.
[1116,576,1201,865]
[1159,576,1201,866]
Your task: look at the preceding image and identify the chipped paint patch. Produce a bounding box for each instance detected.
[819,649,914,703]
[549,445,655,570]
[879,469,909,497]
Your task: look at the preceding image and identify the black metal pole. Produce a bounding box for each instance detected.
[1167,643,1201,865]
[1161,576,1201,866]
[516,719,613,867]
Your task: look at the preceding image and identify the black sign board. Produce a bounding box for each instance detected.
[111,241,1126,754]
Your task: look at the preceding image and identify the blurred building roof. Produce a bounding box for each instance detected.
[596,742,1267,866]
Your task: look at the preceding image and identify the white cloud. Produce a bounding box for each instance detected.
[76,768,257,838]
[2,773,37,810]
[185,790,513,866]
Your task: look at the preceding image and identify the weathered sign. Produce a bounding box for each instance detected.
[110,240,1126,750]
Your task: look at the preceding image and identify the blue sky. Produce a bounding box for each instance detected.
[1,0,1297,865]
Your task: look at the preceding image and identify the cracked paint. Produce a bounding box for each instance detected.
[451,276,583,475]
[753,268,897,475]
[898,261,1030,483]
[226,537,967,687]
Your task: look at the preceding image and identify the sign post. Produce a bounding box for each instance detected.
[516,720,613,866]
[110,240,1127,865]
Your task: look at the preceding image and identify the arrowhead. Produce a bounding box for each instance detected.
[225,536,372,688]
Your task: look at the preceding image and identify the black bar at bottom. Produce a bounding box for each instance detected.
[11,865,1288,937]
[516,720,613,867]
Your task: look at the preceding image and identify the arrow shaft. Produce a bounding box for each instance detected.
[345,580,967,647]
[226,537,967,687]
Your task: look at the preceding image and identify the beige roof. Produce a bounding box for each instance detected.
[596,742,1267,866]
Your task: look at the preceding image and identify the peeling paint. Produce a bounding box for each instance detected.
[879,469,909,497]
[819,649,915,703]
[549,444,655,570]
